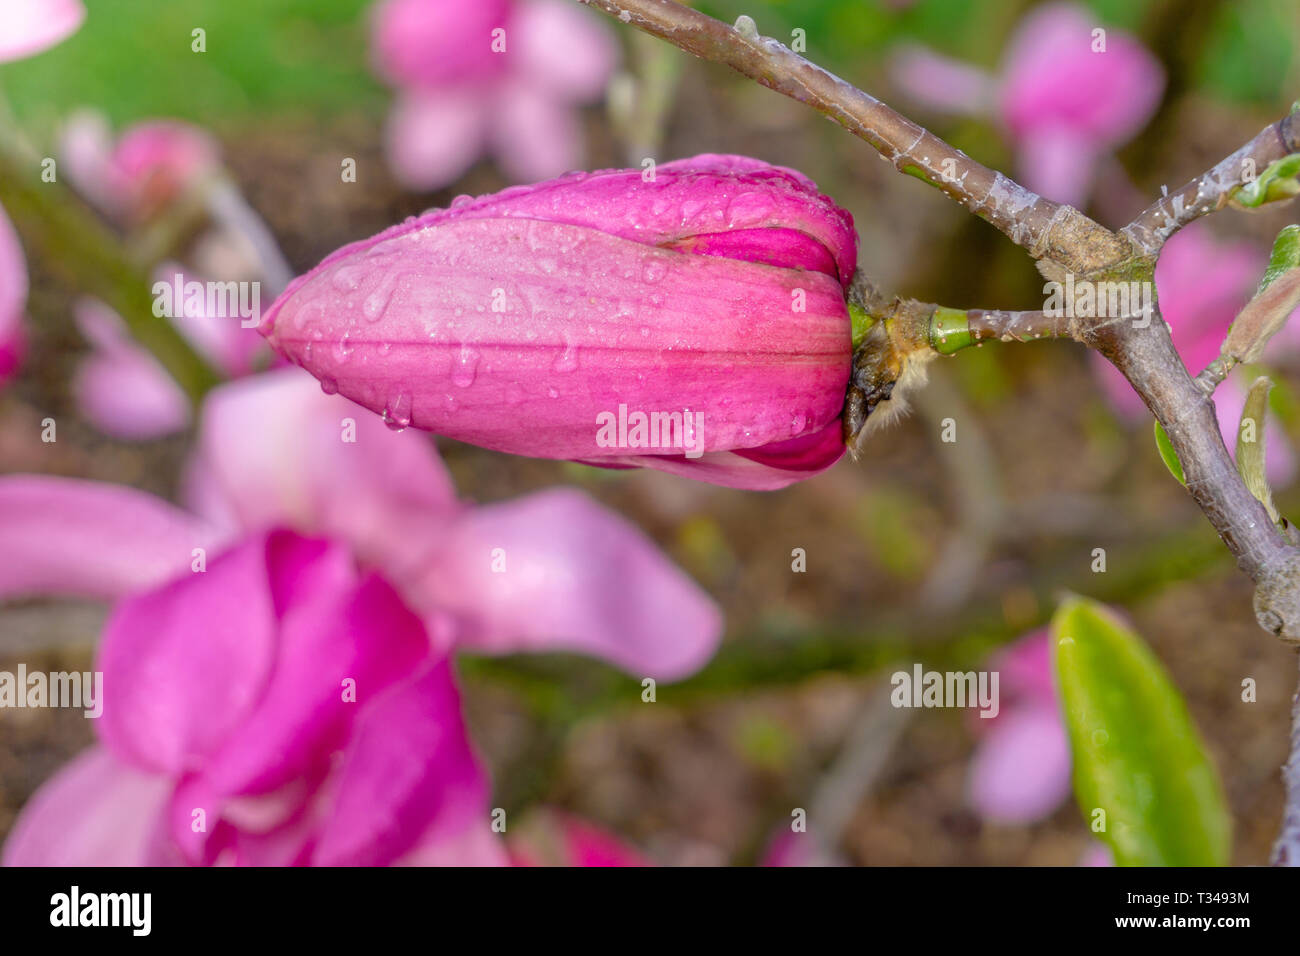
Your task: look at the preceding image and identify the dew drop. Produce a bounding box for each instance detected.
[452,344,480,387]
[383,392,412,430]
[320,376,339,395]
[331,265,363,292]
[362,272,400,323]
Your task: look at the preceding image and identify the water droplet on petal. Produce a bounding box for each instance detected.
[383,392,412,431]
[331,265,363,292]
[362,272,400,322]
[320,376,339,395]
[452,344,480,387]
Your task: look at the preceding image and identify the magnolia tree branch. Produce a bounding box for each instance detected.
[586,0,1300,863]
[581,0,1132,274]
[1276,654,1300,864]
[1122,112,1300,254]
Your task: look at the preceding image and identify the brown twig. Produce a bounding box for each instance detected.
[1121,112,1300,254]
[581,0,1132,274]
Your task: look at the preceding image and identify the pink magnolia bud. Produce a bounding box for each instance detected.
[261,155,856,489]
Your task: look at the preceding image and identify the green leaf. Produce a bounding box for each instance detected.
[1051,597,1231,866]
[1258,224,1300,293]
[1235,376,1281,524]
[1153,421,1185,485]
[1231,153,1300,209]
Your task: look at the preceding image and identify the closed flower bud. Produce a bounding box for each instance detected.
[260,154,855,488]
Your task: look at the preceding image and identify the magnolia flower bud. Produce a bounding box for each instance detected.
[261,154,856,489]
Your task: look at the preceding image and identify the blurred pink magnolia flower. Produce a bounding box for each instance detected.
[891,2,1164,206]
[509,810,651,866]
[0,371,722,865]
[967,631,1072,824]
[61,114,220,223]
[57,114,289,438]
[0,0,86,384]
[261,154,856,490]
[0,0,84,62]
[1093,223,1297,484]
[370,0,617,190]
[0,207,26,386]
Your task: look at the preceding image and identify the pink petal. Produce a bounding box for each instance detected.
[0,474,213,601]
[72,299,191,438]
[95,532,290,775]
[263,223,849,468]
[400,488,722,679]
[1,747,169,866]
[1014,124,1101,207]
[967,704,1072,824]
[0,0,84,63]
[59,109,118,212]
[509,809,651,866]
[370,0,511,89]
[492,81,582,184]
[154,264,264,377]
[196,571,430,797]
[313,659,491,866]
[513,0,617,102]
[384,89,487,192]
[0,204,27,385]
[182,369,458,574]
[889,44,996,116]
[998,3,1164,146]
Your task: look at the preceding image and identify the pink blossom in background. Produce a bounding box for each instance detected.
[58,113,280,438]
[891,2,1164,206]
[370,0,617,190]
[61,113,220,223]
[0,0,84,63]
[261,154,855,489]
[966,631,1073,824]
[0,371,723,865]
[0,207,27,386]
[1093,223,1297,485]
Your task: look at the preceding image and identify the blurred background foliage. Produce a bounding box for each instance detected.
[3,0,1300,865]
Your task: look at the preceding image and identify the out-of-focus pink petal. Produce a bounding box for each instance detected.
[72,299,191,438]
[96,532,288,775]
[967,704,1072,824]
[385,89,487,191]
[313,659,491,866]
[182,370,458,571]
[1079,842,1114,866]
[491,81,581,184]
[59,109,117,211]
[987,630,1055,704]
[513,0,616,101]
[998,3,1163,146]
[1,747,169,866]
[157,263,263,376]
[107,121,219,219]
[1095,224,1265,420]
[0,474,212,601]
[509,809,651,866]
[1214,375,1296,486]
[0,204,27,385]
[760,829,821,867]
[1014,124,1100,207]
[401,488,722,679]
[370,0,511,89]
[889,44,996,116]
[397,817,510,866]
[0,0,84,63]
